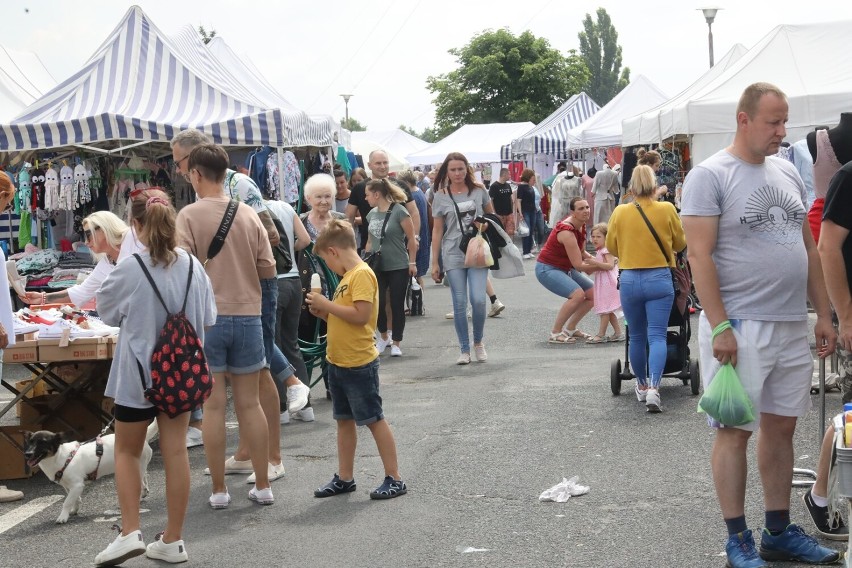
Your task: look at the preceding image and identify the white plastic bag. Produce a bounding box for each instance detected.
[517,217,530,237]
[538,476,590,502]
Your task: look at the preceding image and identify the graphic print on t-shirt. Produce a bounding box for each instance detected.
[456,199,476,231]
[738,185,804,249]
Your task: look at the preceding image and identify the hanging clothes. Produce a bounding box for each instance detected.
[282,151,300,205]
[336,146,351,176]
[265,152,280,200]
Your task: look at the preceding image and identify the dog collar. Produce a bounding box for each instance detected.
[52,437,105,483]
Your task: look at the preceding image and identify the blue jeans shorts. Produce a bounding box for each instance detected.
[535,262,593,298]
[327,358,384,426]
[205,315,266,374]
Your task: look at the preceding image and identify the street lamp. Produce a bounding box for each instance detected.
[698,7,721,68]
[340,94,353,128]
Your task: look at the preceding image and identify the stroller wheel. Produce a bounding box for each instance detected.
[610,360,623,396]
[689,360,700,395]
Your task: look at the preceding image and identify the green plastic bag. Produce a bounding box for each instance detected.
[697,363,755,426]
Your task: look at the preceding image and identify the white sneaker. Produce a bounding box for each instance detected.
[488,299,505,318]
[291,407,315,422]
[280,410,290,424]
[208,491,231,509]
[286,382,311,414]
[456,353,471,365]
[146,533,188,563]
[523,253,533,259]
[445,310,472,319]
[94,529,145,566]
[645,388,662,413]
[474,344,488,362]
[185,426,203,448]
[203,456,253,476]
[376,335,391,352]
[246,461,286,484]
[635,384,647,402]
[248,486,274,505]
[390,345,402,357]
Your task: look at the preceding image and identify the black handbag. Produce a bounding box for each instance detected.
[450,193,476,253]
[634,202,691,315]
[361,203,395,271]
[267,210,294,275]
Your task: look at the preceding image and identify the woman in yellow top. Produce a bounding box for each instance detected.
[606,165,686,413]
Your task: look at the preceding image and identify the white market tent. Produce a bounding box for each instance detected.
[351,129,430,171]
[206,36,350,150]
[504,92,600,159]
[406,122,534,166]
[0,45,56,122]
[648,21,852,164]
[0,6,303,153]
[565,75,668,149]
[621,44,748,146]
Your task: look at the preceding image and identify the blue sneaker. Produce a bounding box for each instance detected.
[759,523,842,564]
[725,530,767,568]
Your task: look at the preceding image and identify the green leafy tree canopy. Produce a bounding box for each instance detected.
[398,124,439,143]
[578,8,630,106]
[341,117,367,131]
[427,29,590,138]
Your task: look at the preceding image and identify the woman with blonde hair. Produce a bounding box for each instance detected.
[365,178,417,356]
[301,173,346,239]
[20,211,144,309]
[606,165,686,412]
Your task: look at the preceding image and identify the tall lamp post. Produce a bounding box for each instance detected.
[698,8,721,68]
[340,94,353,128]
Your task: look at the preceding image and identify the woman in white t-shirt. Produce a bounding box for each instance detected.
[20,211,145,309]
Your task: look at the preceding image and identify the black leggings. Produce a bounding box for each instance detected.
[377,267,409,342]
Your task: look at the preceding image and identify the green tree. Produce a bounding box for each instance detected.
[578,8,630,106]
[398,124,439,143]
[427,29,590,138]
[198,25,217,45]
[341,117,367,131]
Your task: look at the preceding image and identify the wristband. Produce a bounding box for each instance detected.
[712,320,732,339]
[409,262,416,265]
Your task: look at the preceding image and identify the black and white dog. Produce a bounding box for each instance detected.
[22,421,158,524]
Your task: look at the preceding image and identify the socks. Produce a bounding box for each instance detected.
[489,295,497,304]
[765,510,790,535]
[810,491,829,508]
[725,515,748,536]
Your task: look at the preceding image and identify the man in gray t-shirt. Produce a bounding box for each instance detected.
[681,82,837,564]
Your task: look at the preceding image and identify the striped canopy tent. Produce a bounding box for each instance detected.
[0,6,290,153]
[502,92,600,160]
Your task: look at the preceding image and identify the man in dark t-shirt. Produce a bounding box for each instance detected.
[346,150,417,252]
[489,168,515,236]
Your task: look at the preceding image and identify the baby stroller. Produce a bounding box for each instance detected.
[610,255,700,396]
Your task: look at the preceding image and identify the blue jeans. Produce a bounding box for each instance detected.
[205,315,266,374]
[261,278,293,381]
[619,268,674,388]
[445,267,488,353]
[522,211,535,254]
[535,262,594,298]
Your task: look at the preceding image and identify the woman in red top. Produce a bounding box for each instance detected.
[535,197,596,344]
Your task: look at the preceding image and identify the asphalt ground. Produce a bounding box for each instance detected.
[0,261,844,567]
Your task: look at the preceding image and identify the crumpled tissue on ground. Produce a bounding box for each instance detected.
[538,476,590,502]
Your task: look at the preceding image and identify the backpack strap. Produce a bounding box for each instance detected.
[133,254,170,314]
[180,254,194,313]
[205,200,239,267]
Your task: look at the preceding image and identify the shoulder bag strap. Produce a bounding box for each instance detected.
[376,202,395,251]
[449,192,467,235]
[634,203,671,265]
[133,254,170,313]
[205,200,239,267]
[180,254,194,313]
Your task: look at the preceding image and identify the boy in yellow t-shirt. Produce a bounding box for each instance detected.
[305,219,407,499]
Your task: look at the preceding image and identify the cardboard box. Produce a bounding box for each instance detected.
[14,378,48,417]
[106,336,118,358]
[2,340,39,363]
[38,337,109,361]
[19,393,109,440]
[0,426,33,480]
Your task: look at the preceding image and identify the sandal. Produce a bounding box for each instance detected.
[586,335,607,344]
[548,331,576,344]
[608,333,626,342]
[564,329,592,340]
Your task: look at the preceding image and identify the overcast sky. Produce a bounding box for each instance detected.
[6,1,852,134]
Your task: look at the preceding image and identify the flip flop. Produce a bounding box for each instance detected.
[586,335,608,344]
[564,329,592,340]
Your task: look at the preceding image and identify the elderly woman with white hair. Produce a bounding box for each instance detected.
[300,173,347,240]
[20,211,144,309]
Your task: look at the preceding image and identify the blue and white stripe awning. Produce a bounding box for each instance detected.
[0,6,289,151]
[506,93,600,159]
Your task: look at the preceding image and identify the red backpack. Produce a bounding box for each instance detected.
[133,254,213,418]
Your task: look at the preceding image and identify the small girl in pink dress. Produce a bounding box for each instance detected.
[586,223,624,343]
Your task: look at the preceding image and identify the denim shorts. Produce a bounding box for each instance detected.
[535,262,593,298]
[327,358,384,426]
[204,315,266,374]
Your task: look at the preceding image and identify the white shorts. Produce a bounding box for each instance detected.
[697,312,813,432]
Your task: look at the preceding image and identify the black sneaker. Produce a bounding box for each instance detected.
[369,476,407,500]
[314,474,356,498]
[802,488,849,541]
